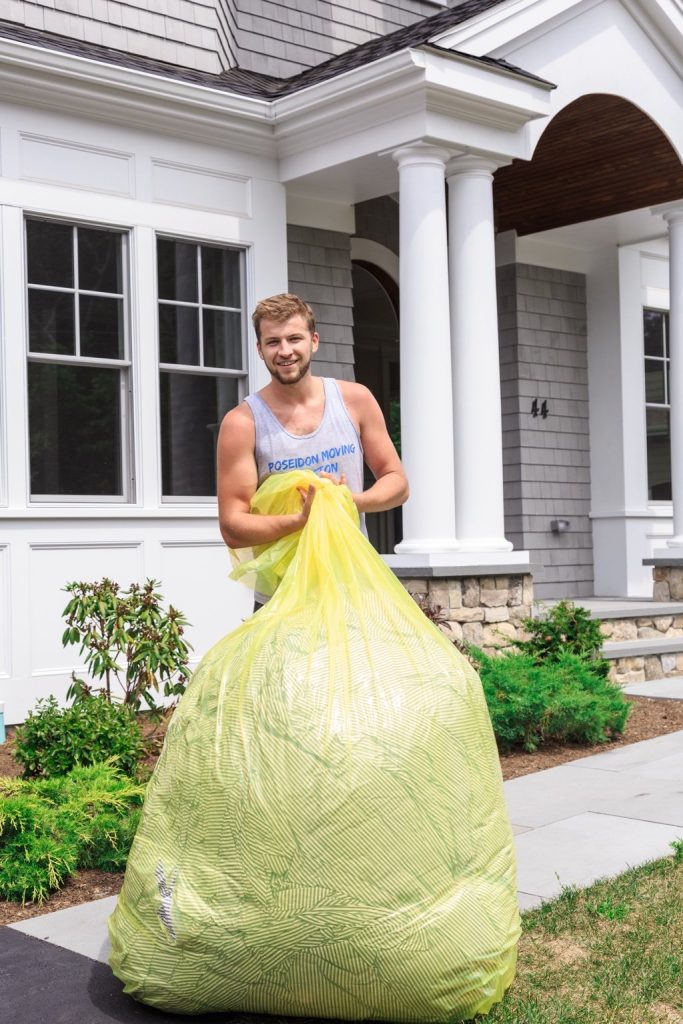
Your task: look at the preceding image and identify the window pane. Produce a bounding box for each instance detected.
[201,246,240,307]
[78,228,122,294]
[644,310,665,357]
[29,362,123,495]
[646,407,671,501]
[27,220,73,288]
[157,239,197,302]
[80,296,124,359]
[160,371,239,496]
[203,309,242,369]
[159,305,199,365]
[29,290,75,355]
[645,359,666,404]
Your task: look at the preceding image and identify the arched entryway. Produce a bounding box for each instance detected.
[351,260,402,553]
[491,93,683,598]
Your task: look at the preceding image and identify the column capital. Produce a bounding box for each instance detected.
[393,143,453,171]
[446,153,503,180]
[652,200,683,223]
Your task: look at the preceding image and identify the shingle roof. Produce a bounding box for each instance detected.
[0,1,552,101]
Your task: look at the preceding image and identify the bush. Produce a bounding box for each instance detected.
[471,649,630,752]
[512,599,610,679]
[0,763,145,903]
[62,577,192,710]
[14,695,144,779]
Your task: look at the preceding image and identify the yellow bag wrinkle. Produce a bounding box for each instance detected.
[109,470,521,1020]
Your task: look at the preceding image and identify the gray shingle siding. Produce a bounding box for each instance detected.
[6,0,235,71]
[287,224,355,382]
[498,263,594,600]
[231,0,453,76]
[354,196,399,257]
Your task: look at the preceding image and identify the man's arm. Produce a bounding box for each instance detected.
[217,405,315,549]
[339,382,409,514]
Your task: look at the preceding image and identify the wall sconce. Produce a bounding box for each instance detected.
[550,519,570,533]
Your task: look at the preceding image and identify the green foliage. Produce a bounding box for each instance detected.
[61,577,192,710]
[0,763,144,903]
[511,599,610,679]
[389,399,401,456]
[14,695,144,779]
[670,838,683,864]
[471,649,630,752]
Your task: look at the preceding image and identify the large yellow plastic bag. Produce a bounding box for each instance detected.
[108,469,520,1020]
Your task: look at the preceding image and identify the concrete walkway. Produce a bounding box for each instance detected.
[3,690,683,1022]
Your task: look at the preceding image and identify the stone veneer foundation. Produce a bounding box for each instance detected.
[395,573,534,653]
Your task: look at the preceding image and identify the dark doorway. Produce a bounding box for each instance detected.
[351,261,402,553]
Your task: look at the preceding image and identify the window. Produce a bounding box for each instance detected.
[157,237,246,498]
[644,308,671,501]
[26,219,131,500]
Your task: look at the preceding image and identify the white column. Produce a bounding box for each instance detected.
[447,155,512,553]
[664,208,683,547]
[393,145,458,553]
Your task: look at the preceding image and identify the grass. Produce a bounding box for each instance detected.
[486,848,683,1024]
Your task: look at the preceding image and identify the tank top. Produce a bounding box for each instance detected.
[244,378,367,602]
[245,377,364,492]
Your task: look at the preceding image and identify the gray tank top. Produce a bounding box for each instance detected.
[244,377,365,497]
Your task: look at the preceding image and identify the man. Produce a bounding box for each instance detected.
[217,293,408,597]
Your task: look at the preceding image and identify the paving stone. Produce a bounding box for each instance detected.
[10,895,117,964]
[622,677,683,700]
[513,812,683,899]
[567,730,683,772]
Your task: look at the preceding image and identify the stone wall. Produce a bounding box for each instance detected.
[398,573,534,654]
[652,565,683,601]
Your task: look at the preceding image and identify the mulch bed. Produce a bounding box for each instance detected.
[1,695,682,925]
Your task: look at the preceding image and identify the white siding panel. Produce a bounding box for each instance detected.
[20,133,135,196]
[159,540,251,659]
[151,160,251,216]
[0,545,10,679]
[28,542,143,676]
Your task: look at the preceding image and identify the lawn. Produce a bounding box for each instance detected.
[488,850,683,1024]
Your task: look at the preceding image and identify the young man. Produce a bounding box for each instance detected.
[217,293,408,570]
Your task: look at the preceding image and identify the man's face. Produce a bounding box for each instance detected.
[257,314,319,385]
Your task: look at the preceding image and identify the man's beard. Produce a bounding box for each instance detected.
[270,354,311,385]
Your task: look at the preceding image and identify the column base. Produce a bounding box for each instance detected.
[385,550,530,572]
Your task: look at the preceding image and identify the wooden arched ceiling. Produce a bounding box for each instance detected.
[493,94,683,236]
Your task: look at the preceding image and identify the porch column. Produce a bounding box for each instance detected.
[446,155,512,554]
[393,145,458,553]
[664,206,683,547]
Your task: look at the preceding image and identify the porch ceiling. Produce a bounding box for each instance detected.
[493,93,683,237]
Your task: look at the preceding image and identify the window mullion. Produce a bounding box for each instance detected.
[197,244,204,367]
[73,225,81,358]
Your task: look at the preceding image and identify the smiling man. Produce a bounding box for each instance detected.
[217,293,408,581]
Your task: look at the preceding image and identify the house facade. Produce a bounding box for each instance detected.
[1,0,682,722]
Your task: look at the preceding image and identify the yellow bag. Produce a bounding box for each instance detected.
[109,470,520,1020]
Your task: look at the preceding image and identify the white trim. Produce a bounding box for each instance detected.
[286,193,356,233]
[350,239,399,286]
[0,35,273,155]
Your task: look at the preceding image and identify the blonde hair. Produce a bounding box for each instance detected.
[251,293,316,341]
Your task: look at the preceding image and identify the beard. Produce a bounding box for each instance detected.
[269,353,311,385]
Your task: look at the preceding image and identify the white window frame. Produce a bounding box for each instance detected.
[644,305,671,505]
[156,233,248,504]
[25,216,135,504]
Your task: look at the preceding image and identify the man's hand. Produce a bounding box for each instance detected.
[318,472,348,488]
[296,483,317,524]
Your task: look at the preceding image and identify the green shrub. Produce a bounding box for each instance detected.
[512,599,610,679]
[62,577,192,710]
[0,763,145,903]
[14,695,144,779]
[471,649,630,752]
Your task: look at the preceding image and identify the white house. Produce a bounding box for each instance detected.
[1,0,682,722]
